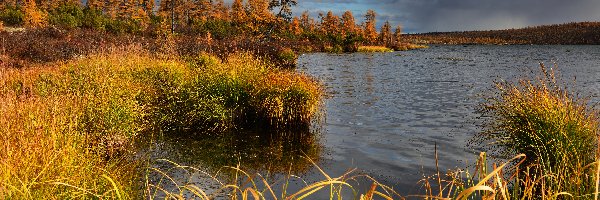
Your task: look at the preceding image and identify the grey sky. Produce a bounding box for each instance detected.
[287,0,600,33]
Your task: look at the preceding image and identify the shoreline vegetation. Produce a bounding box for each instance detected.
[406,22,600,45]
[1,0,600,199]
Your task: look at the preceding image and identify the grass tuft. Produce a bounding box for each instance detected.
[474,63,600,198]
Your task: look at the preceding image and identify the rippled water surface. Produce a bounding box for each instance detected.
[144,45,600,197]
[296,45,600,194]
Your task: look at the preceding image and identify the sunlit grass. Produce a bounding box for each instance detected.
[357,46,394,53]
[0,47,323,198]
[472,63,600,199]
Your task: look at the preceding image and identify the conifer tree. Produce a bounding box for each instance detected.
[341,10,356,37]
[363,9,377,44]
[192,0,212,22]
[231,0,247,23]
[23,0,47,28]
[141,0,154,16]
[379,20,392,46]
[300,10,315,32]
[289,16,301,35]
[247,0,272,32]
[212,0,229,20]
[393,25,402,44]
[268,0,296,21]
[320,10,339,36]
[87,0,105,11]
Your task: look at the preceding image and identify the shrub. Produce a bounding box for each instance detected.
[477,64,600,197]
[81,8,107,30]
[48,3,84,29]
[0,6,24,26]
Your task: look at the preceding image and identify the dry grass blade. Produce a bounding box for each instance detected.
[101,174,123,200]
[50,182,102,198]
[455,154,525,199]
[182,184,210,200]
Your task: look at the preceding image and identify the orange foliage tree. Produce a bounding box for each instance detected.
[289,16,301,36]
[363,9,377,44]
[300,10,315,33]
[231,0,247,24]
[340,10,357,37]
[320,10,339,36]
[379,20,392,46]
[393,25,402,44]
[247,0,273,32]
[23,0,47,28]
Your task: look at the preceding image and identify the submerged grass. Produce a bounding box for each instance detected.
[0,47,322,198]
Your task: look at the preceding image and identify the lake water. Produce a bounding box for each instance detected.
[144,45,600,198]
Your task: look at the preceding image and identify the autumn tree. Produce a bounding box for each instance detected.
[23,0,47,28]
[231,0,247,23]
[300,10,315,32]
[340,10,357,37]
[268,0,296,21]
[363,9,377,44]
[212,0,229,20]
[87,0,105,11]
[393,25,402,44]
[289,16,301,35]
[379,20,392,46]
[0,0,18,9]
[246,0,273,33]
[141,0,154,16]
[190,0,212,23]
[158,0,194,32]
[320,10,339,36]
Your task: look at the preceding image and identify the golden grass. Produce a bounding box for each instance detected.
[0,47,323,198]
[357,46,394,53]
[475,64,600,198]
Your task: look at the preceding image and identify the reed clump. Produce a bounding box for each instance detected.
[475,63,600,198]
[357,46,394,53]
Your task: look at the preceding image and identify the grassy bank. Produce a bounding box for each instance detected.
[0,48,322,198]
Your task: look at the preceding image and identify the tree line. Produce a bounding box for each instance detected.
[407,22,600,45]
[0,0,404,51]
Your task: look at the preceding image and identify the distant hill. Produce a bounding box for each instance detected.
[406,22,600,45]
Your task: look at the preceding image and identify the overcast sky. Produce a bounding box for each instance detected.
[287,0,600,33]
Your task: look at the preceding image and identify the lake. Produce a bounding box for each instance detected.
[144,45,600,197]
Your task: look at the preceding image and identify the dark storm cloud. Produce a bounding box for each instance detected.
[291,0,600,33]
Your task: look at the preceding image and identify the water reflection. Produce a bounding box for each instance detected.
[138,128,320,177]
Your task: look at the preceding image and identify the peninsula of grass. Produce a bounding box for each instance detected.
[0,48,322,198]
[357,45,395,53]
